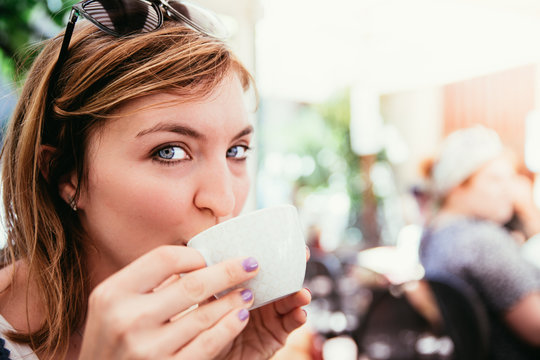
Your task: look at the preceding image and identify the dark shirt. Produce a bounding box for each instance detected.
[420,217,540,359]
[0,338,10,360]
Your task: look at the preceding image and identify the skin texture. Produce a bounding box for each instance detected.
[70,74,253,286]
[0,73,310,359]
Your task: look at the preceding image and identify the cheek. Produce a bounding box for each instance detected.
[122,175,198,224]
[82,168,195,236]
[233,173,251,216]
[124,186,189,222]
[483,186,514,222]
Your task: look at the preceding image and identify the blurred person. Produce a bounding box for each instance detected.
[419,126,540,359]
[0,1,310,359]
[515,175,540,269]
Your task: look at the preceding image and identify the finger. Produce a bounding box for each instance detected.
[306,246,310,262]
[169,295,217,321]
[247,289,310,345]
[148,257,259,322]
[199,295,218,306]
[154,274,181,292]
[150,288,254,354]
[274,288,311,315]
[281,307,308,333]
[173,308,250,359]
[110,246,206,293]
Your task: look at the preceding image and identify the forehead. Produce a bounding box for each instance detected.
[473,156,515,180]
[105,73,247,128]
[116,71,244,112]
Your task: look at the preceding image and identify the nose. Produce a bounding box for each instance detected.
[193,159,236,218]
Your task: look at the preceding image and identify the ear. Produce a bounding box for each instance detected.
[58,171,79,210]
[41,146,80,209]
[39,145,56,181]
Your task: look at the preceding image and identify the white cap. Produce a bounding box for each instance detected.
[431,125,503,196]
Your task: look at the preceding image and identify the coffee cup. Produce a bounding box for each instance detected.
[187,204,306,309]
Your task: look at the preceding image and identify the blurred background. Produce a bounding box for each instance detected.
[3,0,540,358]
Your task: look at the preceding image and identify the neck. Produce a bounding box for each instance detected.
[439,192,476,218]
[431,206,473,229]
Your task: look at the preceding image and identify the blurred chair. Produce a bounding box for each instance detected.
[426,273,490,360]
[304,251,350,341]
[305,250,343,314]
[352,284,437,360]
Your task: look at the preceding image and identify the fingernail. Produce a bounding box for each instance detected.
[242,257,258,272]
[241,289,253,302]
[238,308,249,321]
[305,287,312,296]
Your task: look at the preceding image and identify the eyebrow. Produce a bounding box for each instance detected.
[137,124,204,139]
[136,123,254,141]
[232,125,254,141]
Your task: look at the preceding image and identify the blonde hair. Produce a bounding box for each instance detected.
[1,20,253,358]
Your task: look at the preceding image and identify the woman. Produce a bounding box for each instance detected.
[420,126,540,359]
[0,1,310,359]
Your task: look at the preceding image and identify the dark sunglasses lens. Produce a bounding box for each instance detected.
[82,0,161,35]
[167,1,229,38]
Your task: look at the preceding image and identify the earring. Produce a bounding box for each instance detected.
[68,197,77,211]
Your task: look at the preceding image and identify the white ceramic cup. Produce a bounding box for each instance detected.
[187,204,307,309]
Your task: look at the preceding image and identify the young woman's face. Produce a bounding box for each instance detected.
[75,74,253,270]
[461,155,515,224]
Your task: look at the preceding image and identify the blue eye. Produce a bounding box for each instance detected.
[157,146,189,161]
[227,145,250,159]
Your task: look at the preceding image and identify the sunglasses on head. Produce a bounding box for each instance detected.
[47,0,227,115]
[58,0,228,56]
[44,0,228,146]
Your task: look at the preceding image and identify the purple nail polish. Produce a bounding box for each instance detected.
[238,308,249,321]
[242,257,258,272]
[241,289,253,302]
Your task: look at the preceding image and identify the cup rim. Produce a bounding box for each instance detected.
[187,204,297,246]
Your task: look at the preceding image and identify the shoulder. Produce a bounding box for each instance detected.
[0,263,42,359]
[0,261,44,333]
[0,262,18,312]
[420,217,517,274]
[428,217,513,248]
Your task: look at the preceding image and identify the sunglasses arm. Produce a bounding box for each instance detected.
[55,9,79,74]
[45,9,79,131]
